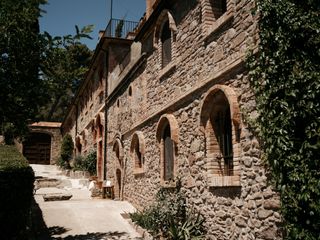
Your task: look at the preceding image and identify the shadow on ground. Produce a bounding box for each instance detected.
[30,198,134,240]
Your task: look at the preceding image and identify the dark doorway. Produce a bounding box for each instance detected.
[116,169,122,200]
[23,132,51,164]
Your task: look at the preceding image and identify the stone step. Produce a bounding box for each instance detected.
[35,177,61,189]
[43,193,73,201]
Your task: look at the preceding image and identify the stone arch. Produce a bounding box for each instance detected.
[156,114,179,145]
[200,84,241,186]
[156,114,179,184]
[154,9,177,48]
[113,138,124,167]
[200,84,241,130]
[200,0,232,32]
[154,9,177,67]
[130,131,146,172]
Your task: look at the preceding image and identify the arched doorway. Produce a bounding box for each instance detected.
[116,169,122,200]
[23,132,51,164]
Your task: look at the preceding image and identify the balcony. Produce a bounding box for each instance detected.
[104,19,139,39]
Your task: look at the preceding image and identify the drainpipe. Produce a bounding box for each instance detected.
[102,48,109,198]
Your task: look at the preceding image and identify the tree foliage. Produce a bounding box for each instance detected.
[0,0,47,137]
[40,25,93,121]
[58,134,74,169]
[0,0,93,138]
[247,0,320,239]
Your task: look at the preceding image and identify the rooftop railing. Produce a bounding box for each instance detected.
[105,18,139,39]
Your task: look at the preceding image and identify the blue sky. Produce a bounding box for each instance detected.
[40,0,146,49]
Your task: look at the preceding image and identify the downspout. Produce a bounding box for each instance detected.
[102,48,109,198]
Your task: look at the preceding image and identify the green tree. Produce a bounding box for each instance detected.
[247,0,320,239]
[0,0,47,140]
[58,134,74,169]
[40,25,93,121]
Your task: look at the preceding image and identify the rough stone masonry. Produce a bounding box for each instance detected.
[62,0,282,239]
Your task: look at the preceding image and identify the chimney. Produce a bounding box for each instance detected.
[146,0,156,18]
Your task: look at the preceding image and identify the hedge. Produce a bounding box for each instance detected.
[0,145,35,240]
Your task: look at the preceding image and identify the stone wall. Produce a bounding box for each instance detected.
[105,0,282,239]
[27,122,62,164]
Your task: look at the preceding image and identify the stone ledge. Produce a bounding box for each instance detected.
[158,60,177,81]
[133,168,145,176]
[207,175,240,187]
[204,11,234,43]
[43,193,73,201]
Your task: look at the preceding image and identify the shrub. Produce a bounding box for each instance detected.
[3,123,15,145]
[0,145,35,240]
[73,151,96,175]
[130,180,205,239]
[58,134,74,169]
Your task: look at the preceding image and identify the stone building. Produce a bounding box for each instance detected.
[62,0,282,238]
[21,122,61,164]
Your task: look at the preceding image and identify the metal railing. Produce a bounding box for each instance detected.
[105,18,139,39]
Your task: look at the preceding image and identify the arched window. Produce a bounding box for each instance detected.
[131,131,146,174]
[200,85,241,187]
[161,20,172,68]
[154,10,177,69]
[113,138,124,200]
[156,114,179,185]
[209,0,227,19]
[200,0,234,34]
[163,123,174,181]
[209,91,233,175]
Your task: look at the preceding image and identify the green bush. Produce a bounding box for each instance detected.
[0,145,35,240]
[247,0,320,239]
[130,180,205,239]
[74,151,96,175]
[58,134,74,169]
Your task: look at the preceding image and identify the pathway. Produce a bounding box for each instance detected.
[31,164,142,240]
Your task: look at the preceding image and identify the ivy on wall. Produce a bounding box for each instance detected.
[247,0,320,239]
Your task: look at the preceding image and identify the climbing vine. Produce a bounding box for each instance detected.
[247,0,320,239]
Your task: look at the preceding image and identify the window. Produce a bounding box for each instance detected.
[200,85,241,187]
[201,0,234,35]
[134,142,142,168]
[163,124,174,181]
[209,0,227,20]
[209,92,233,176]
[154,10,177,71]
[130,131,145,174]
[156,114,179,185]
[161,20,172,68]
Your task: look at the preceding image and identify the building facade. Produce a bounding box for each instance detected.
[62,0,282,239]
[20,122,61,165]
